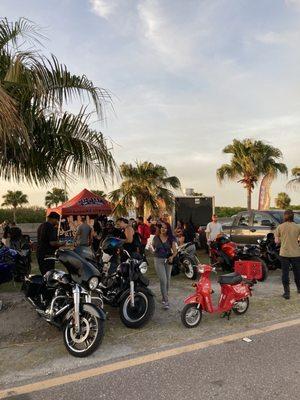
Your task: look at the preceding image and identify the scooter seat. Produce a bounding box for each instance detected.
[218,272,242,285]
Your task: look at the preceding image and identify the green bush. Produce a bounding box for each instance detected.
[215,206,247,218]
[0,207,46,223]
[291,204,300,210]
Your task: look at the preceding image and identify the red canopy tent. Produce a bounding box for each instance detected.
[46,189,112,217]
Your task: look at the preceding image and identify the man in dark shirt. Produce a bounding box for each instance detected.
[10,222,23,250]
[36,212,64,275]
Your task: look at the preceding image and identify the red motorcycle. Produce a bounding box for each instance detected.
[181,264,254,328]
[210,234,268,281]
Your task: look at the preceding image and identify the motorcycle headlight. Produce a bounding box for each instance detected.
[139,262,148,274]
[88,276,99,290]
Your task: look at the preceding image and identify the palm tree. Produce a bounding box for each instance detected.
[275,192,291,209]
[0,18,115,185]
[287,167,300,189]
[91,190,107,198]
[217,139,287,211]
[2,190,28,222]
[109,162,181,217]
[45,188,68,207]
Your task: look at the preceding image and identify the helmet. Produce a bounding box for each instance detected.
[101,237,123,256]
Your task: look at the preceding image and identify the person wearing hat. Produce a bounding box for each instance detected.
[36,212,65,275]
[275,209,300,299]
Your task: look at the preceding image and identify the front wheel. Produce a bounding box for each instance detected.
[63,311,104,357]
[120,288,155,329]
[232,297,249,315]
[182,257,199,280]
[181,303,202,328]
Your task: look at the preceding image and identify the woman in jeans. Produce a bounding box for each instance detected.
[152,223,177,309]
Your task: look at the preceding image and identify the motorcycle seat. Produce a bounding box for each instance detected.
[218,272,242,285]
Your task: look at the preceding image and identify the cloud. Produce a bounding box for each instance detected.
[89,0,116,19]
[285,0,300,7]
[255,30,298,45]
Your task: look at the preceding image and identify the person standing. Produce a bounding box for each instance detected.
[116,218,136,255]
[36,212,64,275]
[205,214,223,245]
[152,223,177,309]
[174,221,184,246]
[275,210,300,299]
[75,216,92,249]
[9,222,22,250]
[1,221,11,247]
[137,216,150,255]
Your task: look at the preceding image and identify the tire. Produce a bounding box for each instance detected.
[171,263,180,276]
[119,287,155,329]
[181,303,202,328]
[232,297,249,315]
[182,257,198,280]
[63,311,104,357]
[250,257,269,282]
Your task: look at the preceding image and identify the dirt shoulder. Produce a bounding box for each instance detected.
[1,269,300,388]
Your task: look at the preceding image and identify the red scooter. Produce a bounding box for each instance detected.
[181,264,254,328]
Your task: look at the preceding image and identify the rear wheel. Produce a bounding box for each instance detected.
[182,257,198,280]
[181,303,202,328]
[232,297,249,315]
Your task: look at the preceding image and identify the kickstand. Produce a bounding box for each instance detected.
[221,310,231,320]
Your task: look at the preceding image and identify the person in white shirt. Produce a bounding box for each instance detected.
[206,214,223,244]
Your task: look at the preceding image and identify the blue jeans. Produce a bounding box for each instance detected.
[154,257,172,302]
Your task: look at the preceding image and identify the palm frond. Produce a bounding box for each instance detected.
[0,18,46,51]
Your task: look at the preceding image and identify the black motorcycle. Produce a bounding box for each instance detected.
[171,242,199,280]
[258,233,281,270]
[76,238,155,329]
[22,248,105,357]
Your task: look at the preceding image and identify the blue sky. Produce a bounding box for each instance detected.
[1,0,300,207]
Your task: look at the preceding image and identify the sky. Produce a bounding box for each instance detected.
[1,0,300,207]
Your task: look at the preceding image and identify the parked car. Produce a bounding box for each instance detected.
[223,210,300,245]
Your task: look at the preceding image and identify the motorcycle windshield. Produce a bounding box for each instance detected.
[56,249,100,285]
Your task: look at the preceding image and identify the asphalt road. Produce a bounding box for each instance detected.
[3,324,300,400]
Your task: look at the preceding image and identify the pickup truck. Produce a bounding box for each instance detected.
[223,210,300,245]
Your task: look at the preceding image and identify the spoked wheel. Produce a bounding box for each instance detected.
[232,298,249,315]
[182,258,198,280]
[63,311,104,357]
[120,288,155,329]
[181,303,202,328]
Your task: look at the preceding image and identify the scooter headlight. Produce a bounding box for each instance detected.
[139,261,148,274]
[198,266,204,274]
[88,276,99,290]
